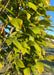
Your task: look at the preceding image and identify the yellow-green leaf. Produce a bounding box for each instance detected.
[0,63,2,68]
[27,2,37,11]
[31,26,41,34]
[36,62,44,73]
[15,59,25,68]
[47,6,54,11]
[45,55,54,62]
[0,48,2,52]
[34,42,42,57]
[23,68,30,75]
[8,16,23,29]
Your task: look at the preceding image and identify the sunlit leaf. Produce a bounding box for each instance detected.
[23,68,30,75]
[15,59,25,68]
[45,55,54,61]
[31,26,41,34]
[27,2,37,11]
[8,17,23,29]
[47,6,54,11]
[0,63,2,68]
[36,62,44,73]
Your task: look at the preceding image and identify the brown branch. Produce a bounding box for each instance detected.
[2,0,10,12]
[8,27,14,36]
[0,0,10,12]
[0,27,14,49]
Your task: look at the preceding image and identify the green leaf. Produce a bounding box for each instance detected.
[34,42,42,57]
[45,55,54,62]
[22,10,31,20]
[8,15,13,20]
[13,47,19,54]
[10,32,17,37]
[6,38,12,46]
[13,39,23,50]
[31,26,41,34]
[46,6,54,11]
[42,0,50,6]
[31,65,39,75]
[13,39,29,54]
[22,41,30,50]
[23,68,30,75]
[29,35,34,41]
[36,62,44,73]
[39,19,51,26]
[41,49,45,56]
[27,2,37,11]
[29,23,35,27]
[8,16,23,29]
[15,59,25,68]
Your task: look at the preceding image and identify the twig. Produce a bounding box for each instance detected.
[0,27,14,48]
[2,51,13,73]
[0,0,10,12]
[8,27,14,36]
[2,0,10,12]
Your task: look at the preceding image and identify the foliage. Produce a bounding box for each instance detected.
[0,0,54,75]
